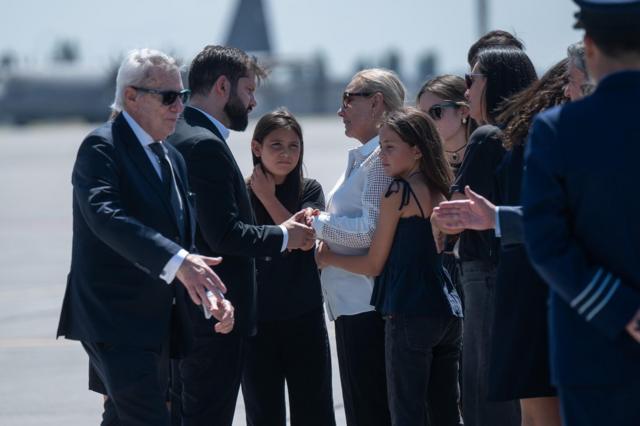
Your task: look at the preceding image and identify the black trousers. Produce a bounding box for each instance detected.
[82,340,171,426]
[559,383,640,426]
[242,307,336,426]
[88,353,182,426]
[385,315,463,426]
[335,310,391,426]
[179,331,245,426]
[459,261,520,426]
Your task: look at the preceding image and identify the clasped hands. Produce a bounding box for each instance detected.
[282,208,318,251]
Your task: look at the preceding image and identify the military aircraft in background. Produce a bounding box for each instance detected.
[0,0,436,124]
[0,68,115,124]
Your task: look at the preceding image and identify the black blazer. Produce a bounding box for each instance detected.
[167,106,283,337]
[57,113,197,353]
[497,206,523,246]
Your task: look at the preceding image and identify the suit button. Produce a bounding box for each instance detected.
[174,236,180,243]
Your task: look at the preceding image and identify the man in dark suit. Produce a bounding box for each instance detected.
[167,45,315,426]
[57,48,234,426]
[522,1,640,424]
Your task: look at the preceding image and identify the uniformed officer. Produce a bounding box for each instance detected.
[521,1,640,425]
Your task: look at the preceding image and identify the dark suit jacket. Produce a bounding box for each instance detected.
[167,106,283,337]
[523,71,640,387]
[57,113,196,353]
[497,206,523,246]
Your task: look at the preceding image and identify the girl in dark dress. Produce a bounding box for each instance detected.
[241,109,336,426]
[316,107,463,426]
[432,48,538,426]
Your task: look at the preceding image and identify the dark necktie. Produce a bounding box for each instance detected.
[149,142,185,239]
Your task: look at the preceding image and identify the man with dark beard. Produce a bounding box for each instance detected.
[167,45,316,426]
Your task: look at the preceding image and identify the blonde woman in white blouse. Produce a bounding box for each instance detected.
[312,68,405,426]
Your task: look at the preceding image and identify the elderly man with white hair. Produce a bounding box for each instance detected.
[56,48,234,425]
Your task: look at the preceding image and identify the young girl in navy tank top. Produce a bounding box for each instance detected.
[316,107,463,426]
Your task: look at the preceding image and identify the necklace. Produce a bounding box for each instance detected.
[445,141,468,164]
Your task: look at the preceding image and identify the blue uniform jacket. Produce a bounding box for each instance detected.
[522,70,640,386]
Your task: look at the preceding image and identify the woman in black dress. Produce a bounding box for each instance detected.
[432,48,537,426]
[488,59,569,426]
[242,109,336,426]
[317,107,463,426]
[434,59,570,426]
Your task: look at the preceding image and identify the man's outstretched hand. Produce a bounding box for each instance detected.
[176,254,227,307]
[432,186,496,232]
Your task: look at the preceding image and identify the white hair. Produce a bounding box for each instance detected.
[351,68,406,113]
[111,48,180,113]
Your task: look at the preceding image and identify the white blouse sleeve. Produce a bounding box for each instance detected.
[313,155,391,248]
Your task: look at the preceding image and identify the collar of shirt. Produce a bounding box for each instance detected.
[122,110,160,147]
[189,106,231,141]
[353,135,379,160]
[349,134,380,167]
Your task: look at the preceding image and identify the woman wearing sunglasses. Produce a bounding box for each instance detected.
[311,68,405,426]
[435,59,569,426]
[433,48,537,426]
[416,75,473,175]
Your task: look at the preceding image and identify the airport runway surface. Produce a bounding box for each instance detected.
[0,117,358,425]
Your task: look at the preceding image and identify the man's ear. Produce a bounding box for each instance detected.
[123,86,138,110]
[212,75,230,99]
[251,139,262,158]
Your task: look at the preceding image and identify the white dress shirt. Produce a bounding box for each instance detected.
[312,136,392,320]
[122,111,188,284]
[189,107,289,251]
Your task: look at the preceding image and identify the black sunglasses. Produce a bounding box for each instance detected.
[464,73,484,89]
[342,91,374,109]
[132,86,191,106]
[427,102,461,121]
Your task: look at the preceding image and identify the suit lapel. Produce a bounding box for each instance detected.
[113,114,181,236]
[168,147,195,247]
[184,107,255,225]
[184,106,225,141]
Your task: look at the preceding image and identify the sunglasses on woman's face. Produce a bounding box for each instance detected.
[132,86,191,106]
[464,73,484,89]
[341,91,374,109]
[427,102,460,121]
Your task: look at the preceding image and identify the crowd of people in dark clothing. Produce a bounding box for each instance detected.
[57,1,640,425]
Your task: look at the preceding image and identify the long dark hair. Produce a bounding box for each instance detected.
[249,108,304,225]
[382,107,453,198]
[498,58,570,149]
[476,48,538,124]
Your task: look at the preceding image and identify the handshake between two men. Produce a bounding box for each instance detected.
[173,208,319,334]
